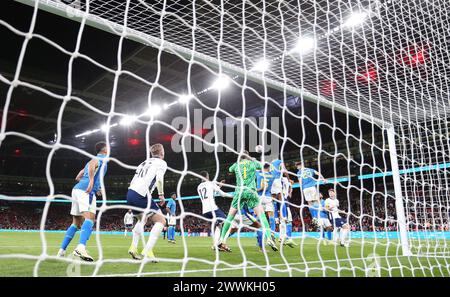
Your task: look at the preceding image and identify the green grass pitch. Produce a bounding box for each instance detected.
[0,232,449,277]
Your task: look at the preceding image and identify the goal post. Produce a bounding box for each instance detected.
[386,125,412,257]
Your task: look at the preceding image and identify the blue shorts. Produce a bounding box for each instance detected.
[333,218,347,228]
[273,200,279,218]
[125,224,133,228]
[203,209,226,222]
[273,197,289,219]
[126,189,160,214]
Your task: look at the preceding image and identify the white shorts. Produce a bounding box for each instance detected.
[287,207,292,223]
[260,195,274,212]
[70,189,96,216]
[318,218,332,228]
[303,187,319,202]
[271,179,282,195]
[168,215,176,226]
[233,212,257,228]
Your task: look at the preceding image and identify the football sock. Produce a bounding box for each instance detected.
[280,220,287,240]
[143,222,164,253]
[269,217,276,232]
[61,224,78,250]
[131,221,144,248]
[286,223,292,239]
[78,219,94,247]
[258,212,272,240]
[256,230,263,248]
[327,230,332,240]
[219,214,234,242]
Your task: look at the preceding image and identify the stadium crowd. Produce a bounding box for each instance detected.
[1,190,447,232]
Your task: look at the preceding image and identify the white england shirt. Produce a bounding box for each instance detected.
[124,212,134,225]
[325,197,341,219]
[128,158,167,197]
[281,177,292,199]
[197,181,220,214]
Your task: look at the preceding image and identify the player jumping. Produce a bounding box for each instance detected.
[217,150,278,252]
[295,161,327,226]
[270,158,286,234]
[197,171,232,249]
[279,176,297,247]
[126,143,167,262]
[57,142,108,261]
[223,207,264,252]
[256,163,276,234]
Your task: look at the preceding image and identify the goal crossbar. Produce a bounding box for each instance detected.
[15,0,391,128]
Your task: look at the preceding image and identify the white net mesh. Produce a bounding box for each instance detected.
[0,0,449,277]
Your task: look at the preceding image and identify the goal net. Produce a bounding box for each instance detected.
[0,0,449,277]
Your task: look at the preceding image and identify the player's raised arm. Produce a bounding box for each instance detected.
[253,158,263,170]
[214,184,233,198]
[280,160,288,175]
[315,170,328,183]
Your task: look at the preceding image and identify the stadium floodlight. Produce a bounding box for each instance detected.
[75,128,101,138]
[163,102,178,110]
[251,59,270,72]
[178,94,192,104]
[101,123,118,132]
[343,11,368,28]
[75,130,92,138]
[291,37,316,55]
[211,75,230,90]
[146,105,162,117]
[119,115,136,126]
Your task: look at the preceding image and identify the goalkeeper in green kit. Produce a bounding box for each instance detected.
[216,150,278,252]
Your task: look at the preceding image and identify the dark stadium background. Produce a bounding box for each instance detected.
[0,1,401,233]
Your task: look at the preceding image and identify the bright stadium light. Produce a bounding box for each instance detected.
[163,102,177,110]
[211,75,230,90]
[101,123,118,132]
[251,59,270,72]
[147,105,162,117]
[291,37,316,54]
[119,115,136,126]
[76,130,96,138]
[178,94,192,104]
[343,11,368,28]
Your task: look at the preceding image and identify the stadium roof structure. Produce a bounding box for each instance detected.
[15,0,450,129]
